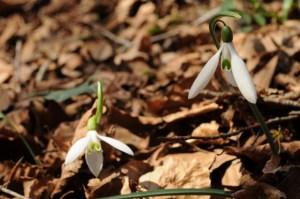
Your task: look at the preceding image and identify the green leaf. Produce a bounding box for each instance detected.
[221,0,235,11]
[241,12,253,25]
[253,12,266,25]
[99,188,232,199]
[43,82,96,102]
[148,24,164,35]
[0,111,5,119]
[240,25,253,32]
[282,0,293,20]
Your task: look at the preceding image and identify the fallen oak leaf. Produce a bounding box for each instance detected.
[109,102,220,132]
[139,151,216,199]
[162,102,219,123]
[254,55,278,90]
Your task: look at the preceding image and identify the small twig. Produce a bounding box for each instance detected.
[13,40,22,83]
[262,97,300,109]
[151,7,222,43]
[150,31,178,43]
[35,61,49,82]
[187,89,300,109]
[7,157,23,183]
[159,113,300,141]
[0,185,30,199]
[193,7,221,25]
[98,26,132,48]
[198,89,237,98]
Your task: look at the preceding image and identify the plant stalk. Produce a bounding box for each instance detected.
[248,103,279,154]
[99,188,232,199]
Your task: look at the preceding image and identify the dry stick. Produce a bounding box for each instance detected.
[0,185,30,199]
[151,31,178,43]
[14,40,22,83]
[151,7,221,43]
[98,26,132,48]
[262,97,300,109]
[193,89,300,109]
[193,6,221,25]
[159,113,300,141]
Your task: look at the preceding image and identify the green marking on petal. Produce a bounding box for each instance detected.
[222,59,231,71]
[88,142,102,153]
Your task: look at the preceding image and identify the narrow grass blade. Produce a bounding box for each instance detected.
[99,188,232,199]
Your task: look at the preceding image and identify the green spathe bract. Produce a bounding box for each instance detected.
[209,11,241,48]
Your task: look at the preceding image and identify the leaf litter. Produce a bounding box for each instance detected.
[0,0,299,198]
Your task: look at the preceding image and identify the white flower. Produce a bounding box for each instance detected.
[64,130,134,177]
[188,42,257,104]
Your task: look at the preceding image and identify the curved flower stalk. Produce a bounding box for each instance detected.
[64,82,134,177]
[65,130,134,177]
[188,41,257,104]
[188,27,257,104]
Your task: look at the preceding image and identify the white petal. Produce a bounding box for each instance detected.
[85,150,103,177]
[65,137,89,165]
[188,46,223,99]
[228,43,257,104]
[98,135,134,156]
[224,70,237,86]
[87,130,99,142]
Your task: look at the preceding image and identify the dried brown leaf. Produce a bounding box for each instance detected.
[254,56,278,90]
[139,151,216,199]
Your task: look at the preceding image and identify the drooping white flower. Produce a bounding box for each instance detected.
[188,42,257,104]
[65,130,134,177]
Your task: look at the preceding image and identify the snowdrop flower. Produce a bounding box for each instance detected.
[65,130,134,177]
[188,26,257,104]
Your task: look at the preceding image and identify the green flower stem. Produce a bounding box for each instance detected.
[95,81,103,125]
[99,188,232,199]
[87,82,104,131]
[248,103,279,154]
[208,11,278,155]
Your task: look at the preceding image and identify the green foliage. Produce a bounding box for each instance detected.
[169,12,182,25]
[148,24,164,35]
[253,12,266,25]
[43,82,96,102]
[282,0,293,21]
[221,0,297,31]
[221,0,235,11]
[0,111,5,119]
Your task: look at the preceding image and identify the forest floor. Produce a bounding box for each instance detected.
[0,0,299,198]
